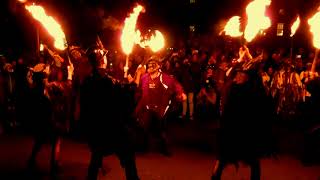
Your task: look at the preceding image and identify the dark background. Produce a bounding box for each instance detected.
[1,0,320,59]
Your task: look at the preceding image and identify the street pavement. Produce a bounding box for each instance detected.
[0,121,319,180]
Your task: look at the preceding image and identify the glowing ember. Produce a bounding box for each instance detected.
[40,43,44,51]
[120,5,144,55]
[223,16,243,37]
[244,0,271,42]
[290,16,300,37]
[25,5,67,50]
[308,9,320,49]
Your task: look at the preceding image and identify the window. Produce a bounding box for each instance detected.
[277,23,284,36]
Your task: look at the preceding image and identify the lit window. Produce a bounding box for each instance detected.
[277,23,284,36]
[190,0,196,4]
[189,25,195,32]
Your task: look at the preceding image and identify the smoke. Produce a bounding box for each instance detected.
[102,15,122,31]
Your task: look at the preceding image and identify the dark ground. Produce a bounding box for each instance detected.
[0,120,319,180]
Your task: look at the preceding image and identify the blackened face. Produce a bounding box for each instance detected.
[147,61,159,74]
[71,50,82,60]
[267,67,273,75]
[234,71,248,84]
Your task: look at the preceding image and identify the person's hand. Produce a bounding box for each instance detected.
[244,45,253,60]
[128,74,134,83]
[237,47,246,62]
[67,64,74,80]
[43,64,50,75]
[181,93,187,101]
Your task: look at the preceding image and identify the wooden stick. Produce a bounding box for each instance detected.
[124,55,129,78]
[311,49,319,73]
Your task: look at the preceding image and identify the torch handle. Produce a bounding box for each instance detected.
[124,55,129,78]
[311,49,319,73]
[290,37,294,60]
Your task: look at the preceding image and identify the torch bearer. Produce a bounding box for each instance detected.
[308,8,320,73]
[290,16,300,59]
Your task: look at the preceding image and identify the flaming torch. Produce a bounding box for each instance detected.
[121,5,144,78]
[244,0,271,43]
[146,30,165,52]
[290,16,300,58]
[291,16,300,37]
[25,4,67,50]
[223,16,243,38]
[140,30,165,53]
[308,9,320,72]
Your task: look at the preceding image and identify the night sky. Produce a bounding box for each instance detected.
[1,0,320,58]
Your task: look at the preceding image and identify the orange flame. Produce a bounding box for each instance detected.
[146,30,165,52]
[120,5,144,55]
[244,0,271,42]
[140,30,165,52]
[308,9,320,49]
[223,16,243,37]
[290,16,300,37]
[26,5,67,50]
[18,0,27,3]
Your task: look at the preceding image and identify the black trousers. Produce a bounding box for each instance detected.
[28,133,60,172]
[212,159,261,180]
[138,109,169,152]
[87,147,139,180]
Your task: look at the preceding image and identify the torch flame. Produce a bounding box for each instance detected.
[140,30,165,52]
[290,16,300,37]
[308,10,320,49]
[120,5,144,55]
[223,16,243,37]
[244,0,271,42]
[25,5,67,50]
[147,30,165,52]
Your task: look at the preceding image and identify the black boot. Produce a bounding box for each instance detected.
[159,136,172,157]
[211,160,223,180]
[26,158,37,172]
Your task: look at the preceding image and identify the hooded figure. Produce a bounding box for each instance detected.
[212,47,275,180]
[80,47,140,180]
[27,63,61,174]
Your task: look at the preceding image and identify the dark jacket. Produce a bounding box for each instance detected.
[80,68,131,153]
[218,71,274,163]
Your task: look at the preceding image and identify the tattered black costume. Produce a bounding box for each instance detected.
[212,65,275,180]
[80,51,139,180]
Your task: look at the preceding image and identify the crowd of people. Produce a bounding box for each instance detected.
[0,39,320,179]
